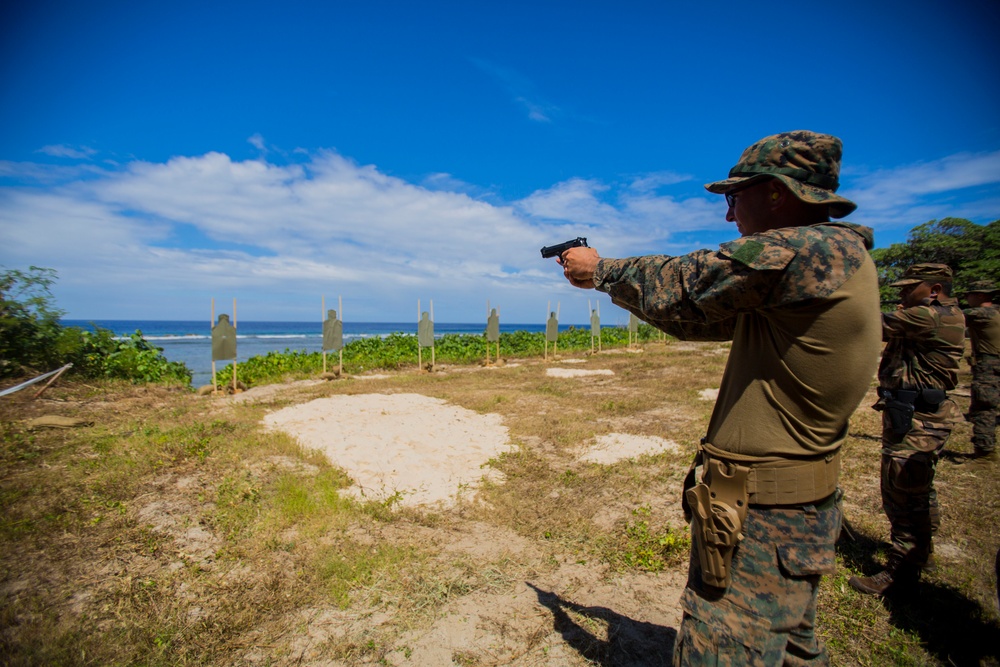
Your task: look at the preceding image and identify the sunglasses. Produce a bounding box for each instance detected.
[724,180,760,208]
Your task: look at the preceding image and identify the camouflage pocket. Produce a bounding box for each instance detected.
[676,590,783,666]
[882,455,934,494]
[776,543,836,577]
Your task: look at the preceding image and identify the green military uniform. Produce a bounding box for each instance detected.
[876,264,965,576]
[962,281,1000,457]
[593,131,882,665]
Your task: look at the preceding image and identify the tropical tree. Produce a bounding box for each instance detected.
[870,218,999,307]
[0,266,68,377]
[0,266,190,383]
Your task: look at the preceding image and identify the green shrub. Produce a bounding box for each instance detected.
[66,327,191,384]
[0,267,66,377]
[0,266,189,384]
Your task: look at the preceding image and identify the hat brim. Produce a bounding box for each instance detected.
[704,173,770,194]
[889,278,925,288]
[704,174,858,219]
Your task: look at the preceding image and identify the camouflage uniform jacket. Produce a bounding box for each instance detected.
[878,296,965,392]
[593,222,882,459]
[963,305,1000,359]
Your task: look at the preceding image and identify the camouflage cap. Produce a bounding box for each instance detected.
[889,263,954,287]
[962,279,998,295]
[704,130,858,218]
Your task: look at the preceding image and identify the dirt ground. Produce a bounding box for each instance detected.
[7,342,997,666]
[228,370,689,665]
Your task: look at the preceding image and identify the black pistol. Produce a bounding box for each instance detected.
[540,237,588,259]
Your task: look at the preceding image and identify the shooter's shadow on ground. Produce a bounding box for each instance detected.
[527,582,675,666]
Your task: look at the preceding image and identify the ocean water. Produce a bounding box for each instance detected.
[61,319,587,387]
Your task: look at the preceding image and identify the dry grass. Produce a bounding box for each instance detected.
[1,341,998,666]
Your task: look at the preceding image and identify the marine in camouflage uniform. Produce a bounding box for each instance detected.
[849,263,965,596]
[962,280,1000,462]
[556,131,881,665]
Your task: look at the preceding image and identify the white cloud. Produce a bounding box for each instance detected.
[471,58,560,124]
[36,144,97,159]
[247,133,267,152]
[516,175,728,255]
[1,146,997,320]
[0,150,585,320]
[842,149,1000,232]
[517,178,619,226]
[628,171,693,193]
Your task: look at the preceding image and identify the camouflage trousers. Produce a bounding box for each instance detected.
[880,399,959,565]
[673,492,841,667]
[967,356,1000,454]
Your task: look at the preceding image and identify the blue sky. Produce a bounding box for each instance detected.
[1,0,999,324]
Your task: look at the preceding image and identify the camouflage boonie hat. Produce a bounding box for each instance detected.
[889,263,954,287]
[962,279,998,295]
[704,130,858,218]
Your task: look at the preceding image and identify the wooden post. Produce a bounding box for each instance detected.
[32,363,72,399]
[598,302,602,352]
[232,298,238,393]
[211,299,217,392]
[554,302,560,357]
[545,301,550,361]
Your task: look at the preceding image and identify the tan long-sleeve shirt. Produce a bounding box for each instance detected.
[594,222,881,458]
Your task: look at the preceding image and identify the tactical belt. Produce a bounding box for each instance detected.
[680,441,840,589]
[697,441,840,507]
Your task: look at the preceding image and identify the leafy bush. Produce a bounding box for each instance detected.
[65,327,191,384]
[0,266,190,384]
[0,267,66,378]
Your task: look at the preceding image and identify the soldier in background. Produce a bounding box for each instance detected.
[961,280,1000,464]
[557,131,881,665]
[850,263,965,596]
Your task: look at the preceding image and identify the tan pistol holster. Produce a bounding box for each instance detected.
[681,440,841,589]
[683,457,750,589]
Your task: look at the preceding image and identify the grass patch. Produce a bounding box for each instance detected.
[599,506,690,572]
[316,540,418,608]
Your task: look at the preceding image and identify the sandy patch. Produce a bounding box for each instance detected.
[263,393,514,507]
[698,388,719,401]
[546,368,615,378]
[579,433,680,464]
[225,379,324,404]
